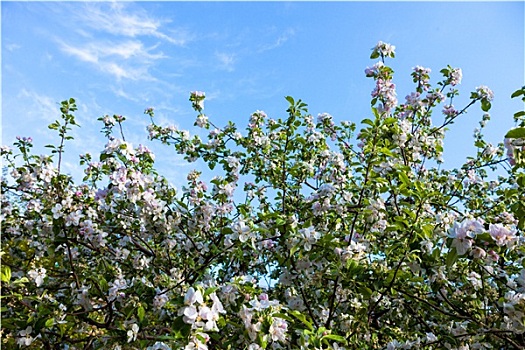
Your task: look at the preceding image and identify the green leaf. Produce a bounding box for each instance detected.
[399,172,410,186]
[359,285,373,299]
[289,244,299,257]
[289,310,314,331]
[514,111,525,119]
[474,140,485,148]
[517,174,525,188]
[505,127,525,139]
[446,248,458,269]
[272,313,294,322]
[321,334,348,344]
[48,122,59,130]
[172,317,191,338]
[371,107,380,119]
[137,305,145,322]
[285,96,295,105]
[511,88,525,98]
[361,118,374,127]
[1,266,11,283]
[203,287,219,298]
[98,277,108,293]
[415,181,425,195]
[45,318,54,328]
[383,117,397,125]
[12,277,29,286]
[481,100,491,112]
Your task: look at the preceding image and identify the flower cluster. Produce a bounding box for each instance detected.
[179,287,225,332]
[474,85,495,102]
[371,41,396,59]
[505,136,525,166]
[366,61,398,114]
[1,42,524,350]
[190,91,206,111]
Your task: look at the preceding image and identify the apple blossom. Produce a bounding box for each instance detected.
[1,42,524,350]
[127,324,139,343]
[17,326,34,347]
[27,267,46,287]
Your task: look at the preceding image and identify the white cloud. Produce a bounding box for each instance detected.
[259,28,296,52]
[60,40,165,63]
[61,43,99,63]
[3,89,63,149]
[215,52,236,72]
[5,43,21,52]
[56,3,180,84]
[104,62,135,80]
[59,40,164,81]
[111,86,140,102]
[17,89,59,124]
[107,42,165,60]
[106,62,158,81]
[75,2,192,45]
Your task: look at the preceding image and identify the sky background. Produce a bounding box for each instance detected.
[2,1,524,187]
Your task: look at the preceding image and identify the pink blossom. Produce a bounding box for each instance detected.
[442,104,457,117]
[364,62,384,77]
[489,223,517,247]
[184,287,204,305]
[269,317,288,342]
[475,85,494,101]
[372,41,396,58]
[450,68,462,86]
[448,220,483,255]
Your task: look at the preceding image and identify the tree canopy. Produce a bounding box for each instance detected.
[2,42,525,350]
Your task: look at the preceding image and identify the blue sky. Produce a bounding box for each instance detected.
[2,1,524,186]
